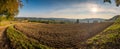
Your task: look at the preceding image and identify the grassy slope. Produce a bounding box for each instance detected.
[6,26,52,49]
[85,17,120,49]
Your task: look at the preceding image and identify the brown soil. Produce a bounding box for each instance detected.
[15,22,113,48]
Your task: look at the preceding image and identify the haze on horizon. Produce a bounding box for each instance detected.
[18,0,120,19]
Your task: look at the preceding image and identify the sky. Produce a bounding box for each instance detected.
[18,0,120,19]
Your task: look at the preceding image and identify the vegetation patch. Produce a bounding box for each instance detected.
[6,25,51,49]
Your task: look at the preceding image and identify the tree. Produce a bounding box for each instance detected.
[104,0,120,6]
[76,19,79,24]
[0,0,23,20]
[0,15,7,21]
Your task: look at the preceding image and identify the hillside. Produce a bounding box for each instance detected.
[85,16,120,49]
[109,15,120,21]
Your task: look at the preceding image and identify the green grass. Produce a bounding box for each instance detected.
[85,17,120,49]
[6,26,52,49]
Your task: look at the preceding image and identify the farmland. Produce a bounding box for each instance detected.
[14,22,113,48]
[0,16,119,49]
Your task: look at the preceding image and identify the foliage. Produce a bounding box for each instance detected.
[104,0,120,6]
[6,25,51,49]
[30,20,69,24]
[0,15,7,21]
[0,0,23,20]
[76,19,79,24]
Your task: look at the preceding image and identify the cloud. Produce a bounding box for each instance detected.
[18,0,120,19]
[42,2,120,19]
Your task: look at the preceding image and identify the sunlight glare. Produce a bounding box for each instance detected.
[91,7,98,13]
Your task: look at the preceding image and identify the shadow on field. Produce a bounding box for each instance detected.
[0,28,12,49]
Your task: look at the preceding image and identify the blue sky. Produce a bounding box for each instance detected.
[18,0,120,19]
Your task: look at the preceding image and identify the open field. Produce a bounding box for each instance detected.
[14,22,113,48]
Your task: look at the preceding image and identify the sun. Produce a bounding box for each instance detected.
[91,7,98,13]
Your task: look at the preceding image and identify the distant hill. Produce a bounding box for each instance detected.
[15,17,108,23]
[109,15,120,21]
[16,16,120,23]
